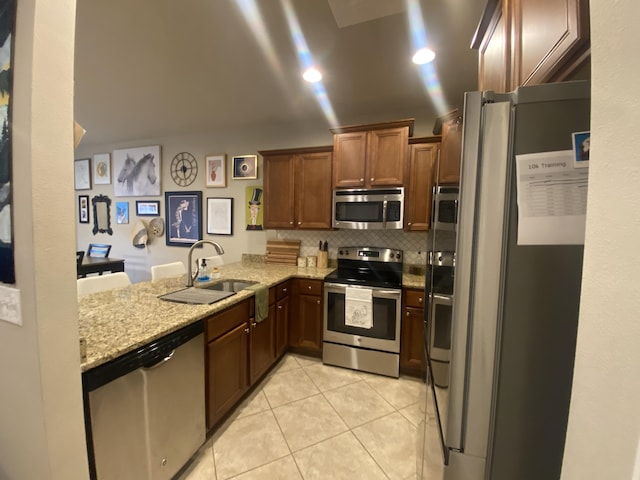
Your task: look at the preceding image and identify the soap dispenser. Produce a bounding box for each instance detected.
[197,258,210,282]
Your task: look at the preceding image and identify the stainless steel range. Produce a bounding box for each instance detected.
[323,246,403,377]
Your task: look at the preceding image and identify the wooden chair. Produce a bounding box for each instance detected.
[77,272,131,296]
[151,261,187,282]
[87,243,112,258]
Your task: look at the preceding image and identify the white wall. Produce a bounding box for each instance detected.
[0,0,89,478]
[74,114,440,282]
[562,1,640,478]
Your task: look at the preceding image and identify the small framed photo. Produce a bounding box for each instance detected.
[206,154,227,187]
[74,158,91,190]
[136,200,160,216]
[93,153,111,185]
[207,197,233,235]
[78,195,90,223]
[572,131,590,168]
[165,191,202,247]
[232,155,258,179]
[116,202,129,224]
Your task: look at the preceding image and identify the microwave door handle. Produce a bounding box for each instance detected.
[382,200,388,228]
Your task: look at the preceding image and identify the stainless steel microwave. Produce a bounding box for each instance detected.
[432,185,459,231]
[332,187,404,230]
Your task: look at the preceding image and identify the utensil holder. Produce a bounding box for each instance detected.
[317,250,328,269]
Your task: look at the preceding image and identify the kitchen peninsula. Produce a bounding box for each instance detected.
[79,259,333,371]
[79,258,424,372]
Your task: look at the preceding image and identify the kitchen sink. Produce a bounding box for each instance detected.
[203,279,258,292]
[159,287,237,305]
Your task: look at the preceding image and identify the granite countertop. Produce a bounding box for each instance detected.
[78,260,426,372]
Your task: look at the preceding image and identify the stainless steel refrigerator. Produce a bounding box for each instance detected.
[420,80,590,480]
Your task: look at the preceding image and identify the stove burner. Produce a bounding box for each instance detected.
[324,246,403,289]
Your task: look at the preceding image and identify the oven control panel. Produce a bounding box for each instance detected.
[337,246,403,263]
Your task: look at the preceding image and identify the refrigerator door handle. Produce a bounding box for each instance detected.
[444,91,485,453]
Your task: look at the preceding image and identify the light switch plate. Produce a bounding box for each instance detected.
[0,284,22,326]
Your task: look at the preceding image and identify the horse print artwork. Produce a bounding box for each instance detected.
[113,145,161,196]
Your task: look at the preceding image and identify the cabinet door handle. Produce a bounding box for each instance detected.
[244,327,250,334]
[289,221,294,225]
[359,178,364,182]
[406,311,411,317]
[308,286,312,290]
[297,221,301,225]
[252,322,257,327]
[283,288,287,293]
[407,222,412,226]
[418,297,423,303]
[316,300,320,305]
[278,305,283,310]
[370,177,375,182]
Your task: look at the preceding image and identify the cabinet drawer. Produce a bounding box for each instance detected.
[277,281,291,300]
[297,279,322,296]
[404,289,425,309]
[206,300,250,343]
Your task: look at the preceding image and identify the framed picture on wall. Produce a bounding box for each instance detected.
[207,197,233,235]
[78,195,90,224]
[116,202,129,224]
[74,158,91,190]
[93,153,111,185]
[232,155,257,179]
[165,191,202,247]
[136,200,160,216]
[205,153,227,187]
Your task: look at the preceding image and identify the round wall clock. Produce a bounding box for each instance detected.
[170,152,198,186]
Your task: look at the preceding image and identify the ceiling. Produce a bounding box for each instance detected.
[74,0,486,147]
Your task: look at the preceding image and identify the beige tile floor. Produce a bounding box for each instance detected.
[176,353,426,480]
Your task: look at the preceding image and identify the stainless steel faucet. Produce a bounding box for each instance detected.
[186,240,225,287]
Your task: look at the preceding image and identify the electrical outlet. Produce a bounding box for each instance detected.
[0,284,22,326]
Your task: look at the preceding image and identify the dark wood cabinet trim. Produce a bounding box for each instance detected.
[330,118,414,136]
[259,145,333,156]
[409,135,441,145]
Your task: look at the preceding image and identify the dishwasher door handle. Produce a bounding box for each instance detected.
[143,349,175,370]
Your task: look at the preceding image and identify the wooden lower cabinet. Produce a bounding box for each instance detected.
[206,317,249,430]
[249,311,275,385]
[400,288,426,377]
[289,279,323,356]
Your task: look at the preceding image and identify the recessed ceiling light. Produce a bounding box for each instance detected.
[412,47,436,65]
[303,67,322,83]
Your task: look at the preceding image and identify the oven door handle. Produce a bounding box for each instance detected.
[324,282,400,298]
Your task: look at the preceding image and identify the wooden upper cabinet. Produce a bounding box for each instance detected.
[512,0,590,86]
[473,0,590,91]
[332,132,368,188]
[263,153,295,229]
[405,139,438,232]
[478,6,509,92]
[367,128,409,187]
[438,118,463,185]
[261,146,333,230]
[331,119,413,189]
[295,151,333,229]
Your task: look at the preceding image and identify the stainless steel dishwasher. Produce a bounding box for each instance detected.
[82,322,205,480]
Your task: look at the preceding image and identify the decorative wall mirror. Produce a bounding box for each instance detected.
[92,194,113,235]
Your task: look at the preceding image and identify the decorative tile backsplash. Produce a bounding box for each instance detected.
[276,229,456,266]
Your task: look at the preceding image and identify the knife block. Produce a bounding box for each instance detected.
[317,250,328,269]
